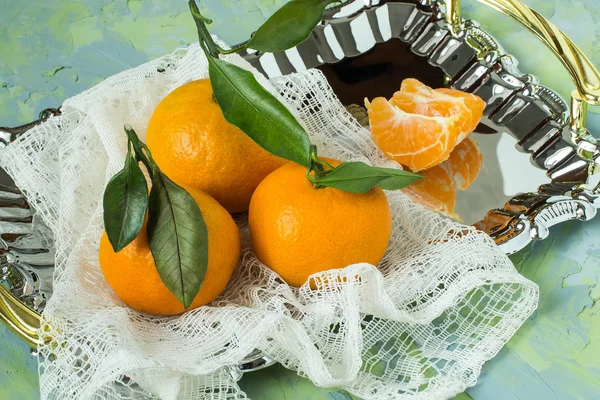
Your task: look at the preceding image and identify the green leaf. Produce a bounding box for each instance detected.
[247,0,337,53]
[103,151,149,252]
[147,169,208,309]
[376,167,424,191]
[207,55,312,167]
[313,161,421,193]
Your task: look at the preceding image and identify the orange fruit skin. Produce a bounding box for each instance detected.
[368,78,485,172]
[248,159,392,287]
[146,79,287,213]
[98,188,241,316]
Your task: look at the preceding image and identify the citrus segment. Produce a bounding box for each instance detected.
[446,136,483,190]
[99,188,241,316]
[392,78,486,136]
[367,97,460,171]
[402,165,457,219]
[435,88,486,133]
[402,136,482,219]
[368,78,485,172]
[249,159,392,287]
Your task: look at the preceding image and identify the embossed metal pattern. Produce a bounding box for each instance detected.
[0,169,54,347]
[1,0,600,379]
[0,108,61,149]
[476,0,600,107]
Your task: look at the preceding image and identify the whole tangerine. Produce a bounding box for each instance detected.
[99,188,240,315]
[146,79,286,213]
[248,159,392,287]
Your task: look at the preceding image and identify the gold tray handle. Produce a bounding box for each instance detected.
[0,284,42,348]
[446,0,600,135]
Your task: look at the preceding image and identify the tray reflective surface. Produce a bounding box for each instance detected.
[455,132,549,224]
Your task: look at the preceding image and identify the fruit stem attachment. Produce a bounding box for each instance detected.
[124,125,156,179]
[309,145,335,173]
[189,1,221,58]
[189,1,248,57]
[306,144,336,189]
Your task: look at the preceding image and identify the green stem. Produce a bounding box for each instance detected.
[189,1,250,57]
[219,40,250,55]
[189,1,220,58]
[124,125,155,179]
[191,10,212,24]
[308,144,335,177]
[306,144,337,189]
[305,169,320,186]
[316,158,336,172]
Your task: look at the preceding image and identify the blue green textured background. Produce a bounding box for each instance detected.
[1,1,600,399]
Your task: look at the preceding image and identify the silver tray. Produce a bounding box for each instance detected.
[1,0,599,381]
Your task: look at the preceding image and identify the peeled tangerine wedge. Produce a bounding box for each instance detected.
[366,78,486,218]
[402,162,458,219]
[446,134,483,191]
[403,137,483,219]
[366,78,486,172]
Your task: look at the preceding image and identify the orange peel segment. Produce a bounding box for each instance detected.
[403,164,458,219]
[366,97,460,172]
[402,136,483,219]
[446,136,483,191]
[367,78,486,173]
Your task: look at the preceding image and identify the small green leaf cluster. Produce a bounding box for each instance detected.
[103,126,208,309]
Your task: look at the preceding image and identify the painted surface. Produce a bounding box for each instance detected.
[1,0,599,399]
